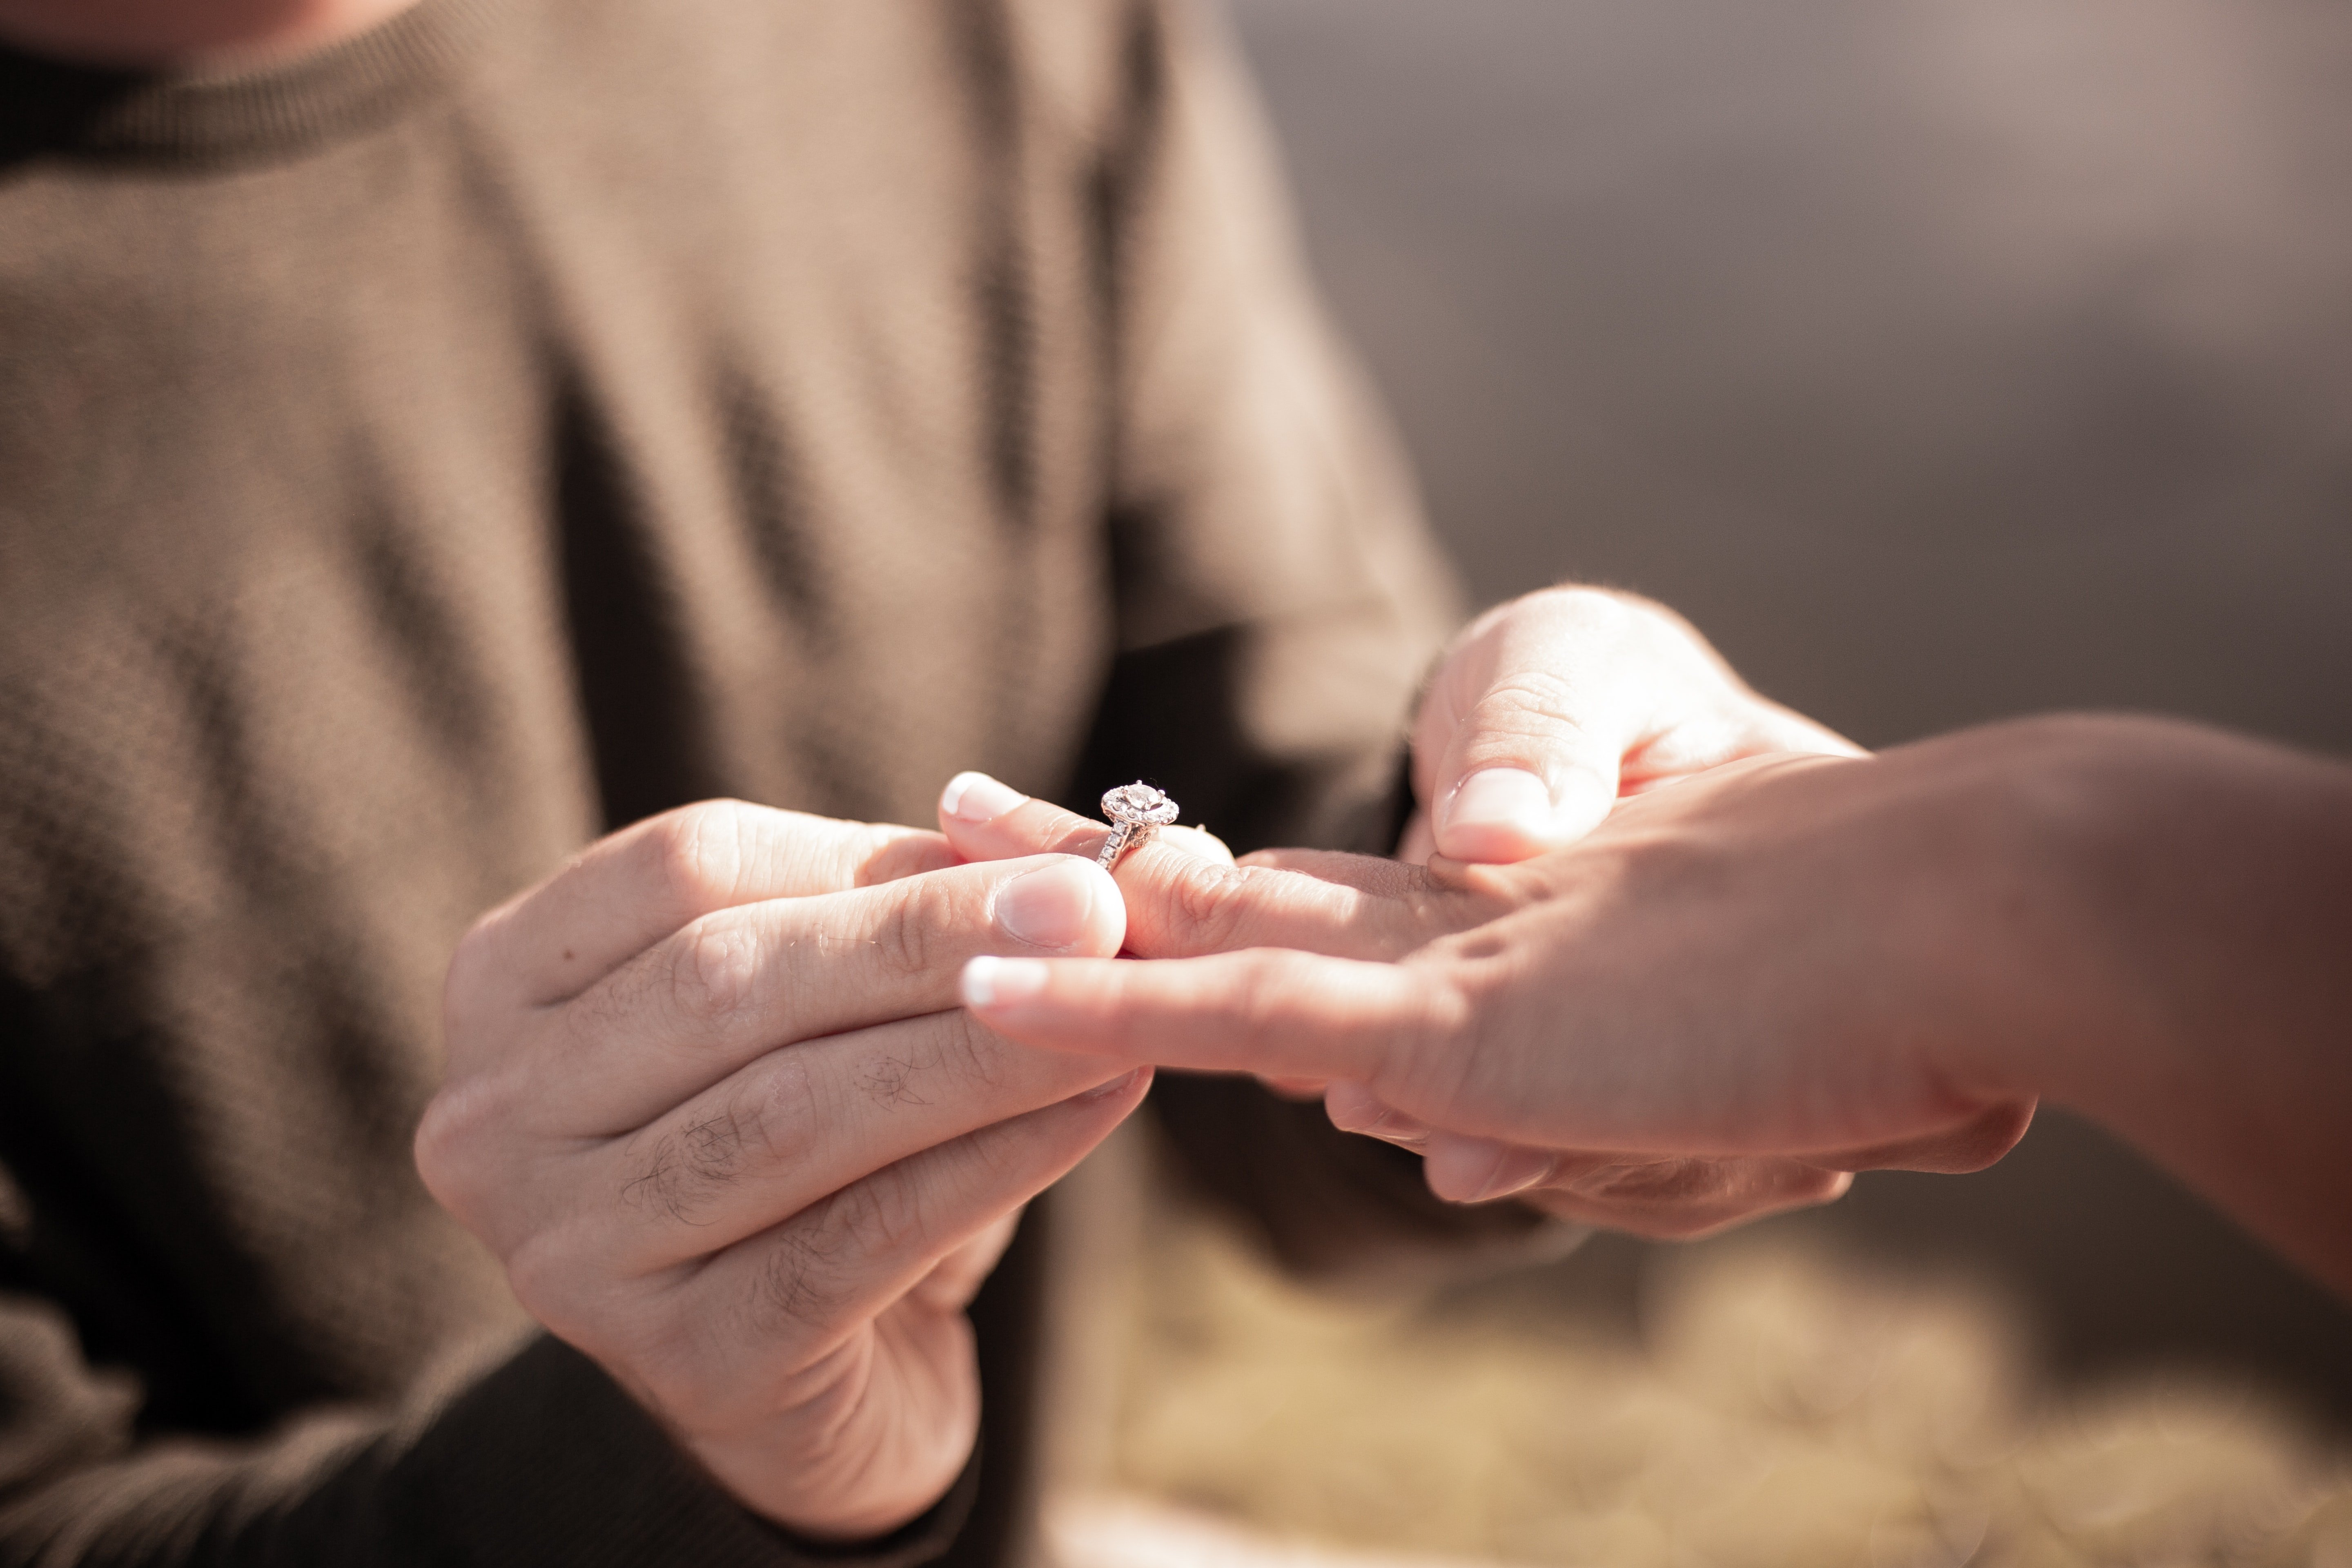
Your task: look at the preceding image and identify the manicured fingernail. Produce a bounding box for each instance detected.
[961,954,1050,1010]
[991,860,1101,949]
[1439,768,1554,843]
[1078,1066,1150,1102]
[942,771,1027,824]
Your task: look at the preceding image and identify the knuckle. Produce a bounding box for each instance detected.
[1156,858,1256,953]
[412,1076,506,1222]
[831,1166,930,1259]
[746,1160,942,1335]
[440,915,504,1035]
[927,1009,1007,1093]
[622,1058,814,1225]
[647,799,758,912]
[870,874,960,980]
[619,1113,748,1225]
[1465,668,1585,733]
[410,1093,471,1212]
[755,1227,842,1333]
[503,1231,596,1338]
[679,1098,761,1182]
[663,916,764,1031]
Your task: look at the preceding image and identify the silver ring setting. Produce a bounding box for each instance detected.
[1095,781,1180,870]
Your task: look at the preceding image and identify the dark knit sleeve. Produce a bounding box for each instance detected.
[1071,0,1570,1278]
[1066,0,1463,857]
[0,1299,973,1568]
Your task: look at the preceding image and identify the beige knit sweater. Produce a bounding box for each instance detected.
[0,1,1555,1564]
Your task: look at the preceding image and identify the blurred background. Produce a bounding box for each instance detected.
[1082,0,2352,1561]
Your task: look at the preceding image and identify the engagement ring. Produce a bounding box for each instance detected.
[1095,782,1180,869]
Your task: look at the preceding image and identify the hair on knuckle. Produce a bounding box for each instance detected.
[854,1052,933,1109]
[619,1085,774,1226]
[753,1226,844,1334]
[844,1167,929,1257]
[752,1175,922,1334]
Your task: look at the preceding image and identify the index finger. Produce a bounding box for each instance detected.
[461,800,958,1008]
[958,947,1459,1092]
[935,772,1471,961]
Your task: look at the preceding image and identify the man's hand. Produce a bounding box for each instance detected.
[938,753,2046,1239]
[1409,586,1862,864]
[414,800,1150,1539]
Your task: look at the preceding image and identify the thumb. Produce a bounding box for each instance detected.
[1426,679,1627,864]
[1419,588,1706,863]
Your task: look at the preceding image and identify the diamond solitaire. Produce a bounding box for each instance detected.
[1095,782,1180,869]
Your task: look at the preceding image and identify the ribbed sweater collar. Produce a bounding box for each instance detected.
[0,0,497,165]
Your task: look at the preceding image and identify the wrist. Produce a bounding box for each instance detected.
[1882,716,2198,1115]
[696,1429,977,1543]
[1959,714,2352,1133]
[1973,715,2352,1294]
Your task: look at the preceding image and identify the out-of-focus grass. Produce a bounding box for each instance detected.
[1109,1216,2352,1567]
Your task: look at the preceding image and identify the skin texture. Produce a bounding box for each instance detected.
[415,802,1152,1538]
[958,716,2352,1297]
[0,0,419,67]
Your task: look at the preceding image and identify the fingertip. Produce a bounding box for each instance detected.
[960,954,1049,1011]
[1324,1080,1428,1145]
[989,855,1125,953]
[1075,1065,1154,1106]
[1432,768,1555,863]
[940,770,1027,827]
[1432,766,1614,862]
[1423,1133,1557,1203]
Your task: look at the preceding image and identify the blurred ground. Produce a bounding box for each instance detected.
[1069,1217,2352,1568]
[1068,3,2352,1560]
[1212,0,2352,1423]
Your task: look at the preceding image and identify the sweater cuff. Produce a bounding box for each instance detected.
[384,1335,976,1568]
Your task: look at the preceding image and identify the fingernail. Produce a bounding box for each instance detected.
[942,771,1027,824]
[992,860,1100,945]
[1078,1066,1150,1102]
[1439,767,1555,843]
[1326,1082,1430,1146]
[1468,1143,1557,1202]
[991,860,1102,949]
[1364,1110,1432,1147]
[961,954,1050,1010]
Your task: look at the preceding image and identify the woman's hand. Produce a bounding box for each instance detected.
[947,717,2352,1297]
[935,757,2027,1239]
